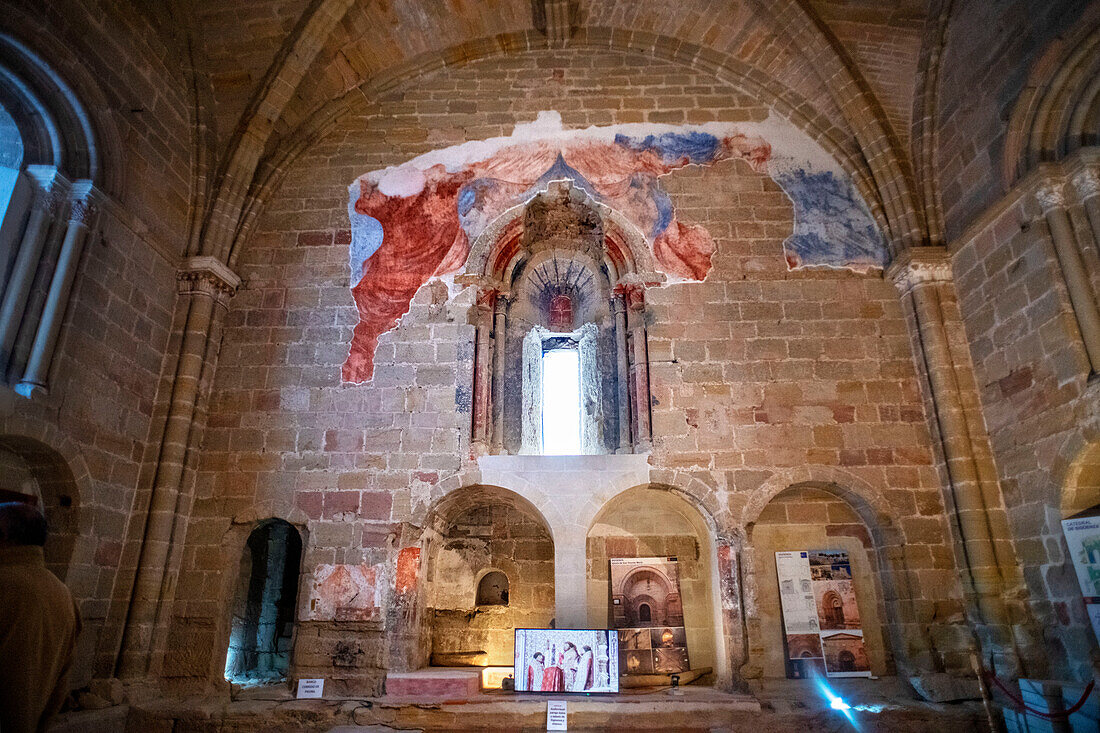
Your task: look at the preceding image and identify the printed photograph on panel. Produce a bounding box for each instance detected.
[609,557,685,628]
[821,630,871,677]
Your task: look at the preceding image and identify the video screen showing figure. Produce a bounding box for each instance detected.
[513,629,619,693]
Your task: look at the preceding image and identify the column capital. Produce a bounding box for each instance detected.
[1035,180,1067,212]
[887,246,952,293]
[67,181,102,227]
[475,286,498,313]
[24,165,71,215]
[177,255,241,298]
[1072,168,1100,201]
[614,283,646,311]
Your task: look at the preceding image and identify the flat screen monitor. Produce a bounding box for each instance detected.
[513,628,619,693]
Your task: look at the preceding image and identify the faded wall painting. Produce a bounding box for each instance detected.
[307,564,384,622]
[343,111,886,382]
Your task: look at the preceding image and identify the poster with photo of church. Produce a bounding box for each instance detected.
[610,557,691,675]
[776,549,871,678]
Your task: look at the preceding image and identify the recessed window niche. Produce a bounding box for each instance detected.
[466,181,656,456]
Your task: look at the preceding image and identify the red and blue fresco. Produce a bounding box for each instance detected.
[343,114,885,383]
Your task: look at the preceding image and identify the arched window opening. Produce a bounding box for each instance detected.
[0,37,102,398]
[829,595,845,627]
[470,182,654,456]
[225,520,302,685]
[0,103,23,249]
[476,570,510,606]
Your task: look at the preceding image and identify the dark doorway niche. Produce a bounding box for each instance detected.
[225,519,302,685]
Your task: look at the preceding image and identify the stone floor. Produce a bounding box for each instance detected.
[49,676,994,732]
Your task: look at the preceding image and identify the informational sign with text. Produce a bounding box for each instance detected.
[296,678,324,699]
[547,699,568,730]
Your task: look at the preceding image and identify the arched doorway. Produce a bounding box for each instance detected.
[425,485,555,666]
[0,435,80,580]
[224,519,303,685]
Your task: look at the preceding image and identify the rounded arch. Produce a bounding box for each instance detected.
[425,482,556,537]
[1003,11,1100,183]
[1063,439,1100,519]
[0,433,81,578]
[1052,408,1100,519]
[0,27,121,194]
[475,568,510,606]
[586,483,729,685]
[743,476,913,679]
[223,517,304,685]
[0,414,93,581]
[424,482,556,665]
[740,466,902,547]
[465,181,656,286]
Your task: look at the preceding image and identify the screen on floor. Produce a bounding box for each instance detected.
[513,628,619,693]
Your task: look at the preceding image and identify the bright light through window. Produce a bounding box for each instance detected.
[542,348,581,455]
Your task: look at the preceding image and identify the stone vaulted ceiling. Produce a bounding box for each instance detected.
[172,0,936,264]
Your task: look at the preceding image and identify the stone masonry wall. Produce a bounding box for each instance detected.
[0,0,195,684]
[429,504,554,666]
[171,45,967,686]
[950,180,1100,680]
[935,0,1091,239]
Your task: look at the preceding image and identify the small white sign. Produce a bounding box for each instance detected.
[296,678,325,699]
[546,699,567,731]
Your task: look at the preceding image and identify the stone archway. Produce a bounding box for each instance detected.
[743,482,894,679]
[423,484,555,666]
[586,485,727,685]
[224,519,303,685]
[0,434,81,582]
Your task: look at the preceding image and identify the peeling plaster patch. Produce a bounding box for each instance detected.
[343,112,885,383]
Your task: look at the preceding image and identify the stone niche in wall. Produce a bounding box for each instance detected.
[427,503,555,666]
[342,111,887,384]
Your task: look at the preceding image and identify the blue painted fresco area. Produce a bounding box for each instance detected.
[772,167,886,269]
[614,131,722,165]
[348,202,383,286]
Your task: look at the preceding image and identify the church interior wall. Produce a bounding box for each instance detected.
[161,44,973,689]
[4,2,1100,721]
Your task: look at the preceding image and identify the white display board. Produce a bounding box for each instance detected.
[1062,516,1100,598]
[775,550,872,678]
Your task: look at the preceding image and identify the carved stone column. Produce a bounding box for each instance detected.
[17,181,99,396]
[623,285,651,447]
[117,255,239,678]
[611,293,631,452]
[470,287,496,454]
[0,167,68,376]
[889,247,1016,668]
[1072,167,1100,260]
[490,293,509,453]
[1036,181,1100,372]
